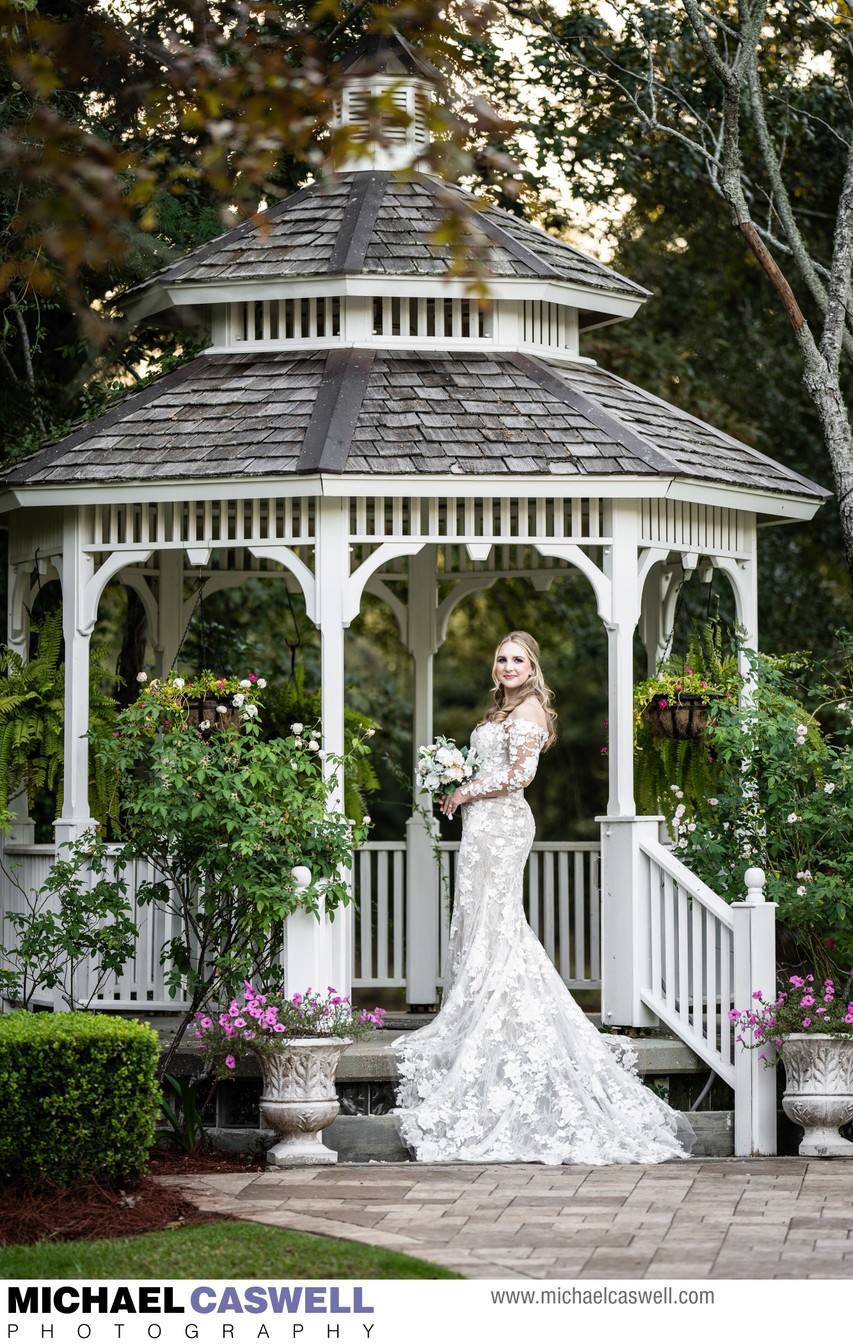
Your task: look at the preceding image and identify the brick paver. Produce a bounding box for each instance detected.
[157,1159,853,1279]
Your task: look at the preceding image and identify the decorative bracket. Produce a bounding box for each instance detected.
[346,542,425,626]
[248,545,317,624]
[534,543,612,623]
[81,550,153,636]
[363,575,408,643]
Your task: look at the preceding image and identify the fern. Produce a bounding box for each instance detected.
[0,611,118,823]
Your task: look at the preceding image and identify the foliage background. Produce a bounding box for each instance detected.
[2,1,850,843]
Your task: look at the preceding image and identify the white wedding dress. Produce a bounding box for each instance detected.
[394,717,693,1165]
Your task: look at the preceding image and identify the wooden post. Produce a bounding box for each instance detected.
[154,548,186,677]
[599,504,659,1027]
[55,508,96,847]
[405,547,440,1008]
[312,496,352,996]
[732,867,777,1155]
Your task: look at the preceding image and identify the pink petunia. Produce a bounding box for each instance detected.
[225,1055,236,1069]
[802,1018,812,1027]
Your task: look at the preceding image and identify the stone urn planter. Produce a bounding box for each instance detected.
[252,1038,350,1168]
[780,1034,853,1157]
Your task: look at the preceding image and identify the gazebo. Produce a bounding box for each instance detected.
[0,32,829,1151]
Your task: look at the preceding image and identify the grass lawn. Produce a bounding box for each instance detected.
[0,1221,462,1279]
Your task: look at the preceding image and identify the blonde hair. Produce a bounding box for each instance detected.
[482,631,557,750]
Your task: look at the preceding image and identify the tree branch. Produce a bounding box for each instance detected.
[820,133,853,375]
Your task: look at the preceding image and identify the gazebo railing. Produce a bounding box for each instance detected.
[0,837,601,1006]
[352,839,601,991]
[633,832,776,1156]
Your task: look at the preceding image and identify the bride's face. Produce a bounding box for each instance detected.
[495,640,533,691]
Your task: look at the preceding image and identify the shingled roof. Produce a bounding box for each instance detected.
[124,173,649,307]
[4,349,827,500]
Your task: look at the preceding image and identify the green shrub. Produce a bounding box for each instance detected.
[0,1013,160,1187]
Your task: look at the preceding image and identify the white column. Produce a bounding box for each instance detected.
[154,549,186,677]
[599,502,660,1027]
[6,560,34,844]
[732,868,777,1155]
[603,502,640,819]
[55,508,96,847]
[405,547,440,1007]
[285,494,351,998]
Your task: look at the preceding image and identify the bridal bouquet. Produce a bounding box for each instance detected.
[416,735,479,797]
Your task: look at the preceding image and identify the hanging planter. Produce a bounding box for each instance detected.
[131,672,265,736]
[184,695,241,736]
[644,692,715,741]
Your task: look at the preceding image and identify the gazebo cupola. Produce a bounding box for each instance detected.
[331,28,442,172]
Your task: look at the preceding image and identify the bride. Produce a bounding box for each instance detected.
[394,631,693,1165]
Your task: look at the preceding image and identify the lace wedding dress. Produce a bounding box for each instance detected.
[394,717,693,1165]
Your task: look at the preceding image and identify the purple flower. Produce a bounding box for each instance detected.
[225,1055,236,1070]
[751,990,762,1000]
[802,1018,812,1028]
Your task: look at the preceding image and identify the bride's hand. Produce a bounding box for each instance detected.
[440,787,464,819]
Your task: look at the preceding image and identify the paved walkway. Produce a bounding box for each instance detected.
[159,1158,853,1279]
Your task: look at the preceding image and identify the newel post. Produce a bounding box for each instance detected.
[732,867,777,1156]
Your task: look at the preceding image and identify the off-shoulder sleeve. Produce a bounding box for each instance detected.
[455,718,547,804]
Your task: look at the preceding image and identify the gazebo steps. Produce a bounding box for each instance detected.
[160,1027,735,1160]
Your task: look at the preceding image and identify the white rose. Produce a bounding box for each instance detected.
[245,704,259,718]
[308,740,320,751]
[435,748,452,766]
[232,693,245,707]
[239,679,251,689]
[291,722,304,735]
[362,815,371,824]
[366,727,375,737]
[173,677,185,690]
[136,672,148,683]
[257,678,267,689]
[216,704,228,714]
[825,782,836,794]
[199,720,211,731]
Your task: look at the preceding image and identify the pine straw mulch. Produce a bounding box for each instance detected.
[0,1145,267,1248]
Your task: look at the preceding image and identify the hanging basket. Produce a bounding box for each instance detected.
[644,693,713,741]
[184,695,241,736]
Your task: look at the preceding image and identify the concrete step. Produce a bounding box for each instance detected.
[210,1110,734,1162]
[336,1030,709,1083]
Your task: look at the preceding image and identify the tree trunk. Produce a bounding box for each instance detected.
[116,586,148,709]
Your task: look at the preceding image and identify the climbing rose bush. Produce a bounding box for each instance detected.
[666,650,853,970]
